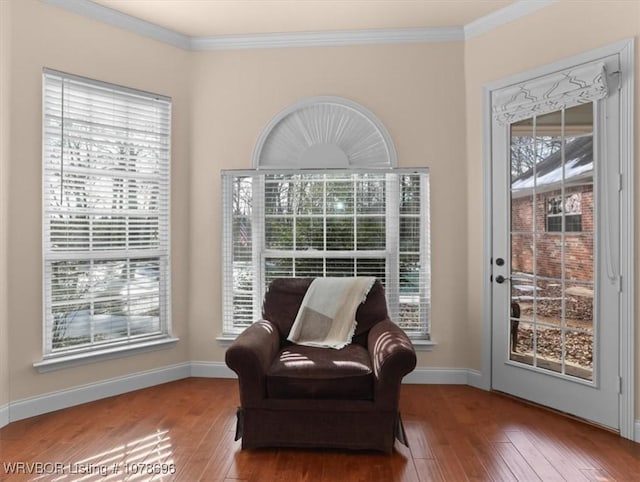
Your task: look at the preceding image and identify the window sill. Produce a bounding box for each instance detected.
[410,338,437,351]
[216,334,241,347]
[33,337,179,373]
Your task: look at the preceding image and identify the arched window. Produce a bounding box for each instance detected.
[222,97,430,341]
[253,96,396,169]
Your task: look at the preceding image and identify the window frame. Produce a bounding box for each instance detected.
[38,69,175,370]
[221,168,431,340]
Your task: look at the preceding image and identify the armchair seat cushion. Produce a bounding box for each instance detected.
[266,344,373,400]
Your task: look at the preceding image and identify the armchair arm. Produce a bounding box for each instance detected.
[225,320,280,407]
[368,319,417,410]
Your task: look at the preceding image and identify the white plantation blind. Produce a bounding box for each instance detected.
[493,62,608,126]
[222,169,430,338]
[43,69,171,357]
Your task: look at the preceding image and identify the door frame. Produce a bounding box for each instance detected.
[480,39,635,440]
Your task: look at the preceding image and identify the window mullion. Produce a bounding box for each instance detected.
[353,174,358,258]
[323,176,327,268]
[420,172,431,338]
[222,174,234,333]
[253,175,265,322]
[386,173,400,322]
[89,259,96,345]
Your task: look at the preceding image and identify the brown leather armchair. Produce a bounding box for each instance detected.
[225,278,417,453]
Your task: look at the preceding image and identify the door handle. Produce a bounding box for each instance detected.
[495,275,509,284]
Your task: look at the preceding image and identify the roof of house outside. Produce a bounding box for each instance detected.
[511,136,593,192]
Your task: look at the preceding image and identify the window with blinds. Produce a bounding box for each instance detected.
[222,169,430,338]
[42,69,171,358]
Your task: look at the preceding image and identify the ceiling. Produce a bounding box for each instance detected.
[91,0,516,38]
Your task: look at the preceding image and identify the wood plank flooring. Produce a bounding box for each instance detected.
[1,378,639,481]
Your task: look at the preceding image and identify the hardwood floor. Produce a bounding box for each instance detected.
[1,378,639,481]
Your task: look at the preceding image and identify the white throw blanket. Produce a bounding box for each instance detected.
[287,277,376,349]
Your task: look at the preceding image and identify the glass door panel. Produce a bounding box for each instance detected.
[509,103,594,381]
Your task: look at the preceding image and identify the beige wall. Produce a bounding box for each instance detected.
[5,1,472,406]
[5,0,191,401]
[188,43,470,368]
[3,0,639,427]
[5,0,472,403]
[0,0,12,409]
[464,0,640,406]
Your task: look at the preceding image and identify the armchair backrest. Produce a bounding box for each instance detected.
[262,277,389,346]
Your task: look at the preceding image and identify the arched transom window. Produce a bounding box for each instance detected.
[222,97,430,342]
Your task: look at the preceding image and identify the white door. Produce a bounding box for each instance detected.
[490,55,622,430]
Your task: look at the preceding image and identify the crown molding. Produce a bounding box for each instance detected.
[191,27,463,51]
[45,0,557,51]
[464,0,558,40]
[44,0,191,50]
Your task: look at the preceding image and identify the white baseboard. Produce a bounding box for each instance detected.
[3,361,635,444]
[2,363,485,426]
[190,363,488,388]
[0,403,8,429]
[465,369,487,389]
[189,362,480,386]
[8,362,191,423]
[191,363,487,386]
[402,367,473,384]
[190,361,236,378]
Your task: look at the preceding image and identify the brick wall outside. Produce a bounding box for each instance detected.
[511,185,593,282]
